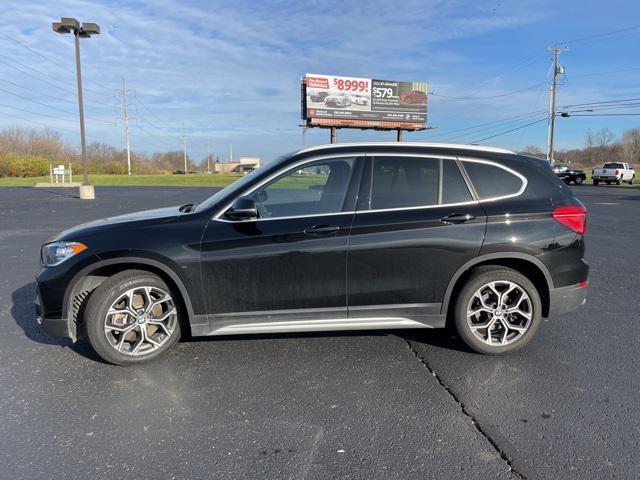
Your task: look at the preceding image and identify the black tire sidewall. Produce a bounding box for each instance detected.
[454,268,542,355]
[84,271,182,365]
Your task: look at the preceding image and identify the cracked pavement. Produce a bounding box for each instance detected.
[0,185,638,479]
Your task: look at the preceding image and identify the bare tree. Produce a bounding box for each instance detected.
[595,128,615,147]
[521,144,545,158]
[621,128,640,165]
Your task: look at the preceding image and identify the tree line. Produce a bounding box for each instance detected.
[521,127,640,167]
[1,125,640,178]
[0,127,201,177]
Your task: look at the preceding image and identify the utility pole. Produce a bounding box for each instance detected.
[546,46,568,163]
[116,78,132,175]
[182,122,188,173]
[229,144,233,163]
[207,141,211,173]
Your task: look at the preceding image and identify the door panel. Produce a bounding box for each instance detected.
[347,155,486,319]
[201,214,353,316]
[200,156,362,328]
[347,206,486,309]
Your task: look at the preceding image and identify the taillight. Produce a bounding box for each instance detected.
[591,169,595,174]
[615,169,620,175]
[553,205,586,235]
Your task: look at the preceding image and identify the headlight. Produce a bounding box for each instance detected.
[41,241,88,267]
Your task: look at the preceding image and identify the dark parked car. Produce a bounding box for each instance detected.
[37,143,589,365]
[309,91,329,102]
[552,164,586,185]
[324,95,351,108]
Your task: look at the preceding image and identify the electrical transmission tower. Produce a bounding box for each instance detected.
[115,79,133,175]
[546,46,568,163]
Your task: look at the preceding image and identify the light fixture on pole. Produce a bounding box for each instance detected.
[52,17,100,199]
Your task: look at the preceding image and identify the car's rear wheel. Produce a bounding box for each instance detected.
[593,180,599,186]
[84,270,182,365]
[575,176,584,185]
[453,266,541,354]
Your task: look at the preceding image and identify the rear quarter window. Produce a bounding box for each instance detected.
[462,160,523,199]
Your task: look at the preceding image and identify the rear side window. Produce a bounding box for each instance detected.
[442,160,473,204]
[462,161,523,199]
[370,156,438,209]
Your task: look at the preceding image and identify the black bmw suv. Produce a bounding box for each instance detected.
[36,143,589,365]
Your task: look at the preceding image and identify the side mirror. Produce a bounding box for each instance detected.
[225,196,258,221]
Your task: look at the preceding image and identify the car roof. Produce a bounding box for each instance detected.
[295,142,515,156]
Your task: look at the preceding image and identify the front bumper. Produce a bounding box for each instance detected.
[35,287,74,340]
[548,282,588,316]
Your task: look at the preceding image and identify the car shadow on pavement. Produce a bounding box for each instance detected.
[11,282,106,363]
[399,328,475,354]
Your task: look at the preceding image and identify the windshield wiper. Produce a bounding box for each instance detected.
[178,202,198,213]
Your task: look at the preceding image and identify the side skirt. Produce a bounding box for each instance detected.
[191,304,445,337]
[208,317,435,336]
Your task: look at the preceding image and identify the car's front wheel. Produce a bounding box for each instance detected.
[84,270,182,365]
[453,266,541,354]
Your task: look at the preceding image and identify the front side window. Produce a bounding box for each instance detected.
[250,158,355,219]
[462,160,523,200]
[369,156,439,209]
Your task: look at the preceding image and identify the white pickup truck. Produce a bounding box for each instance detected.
[592,162,635,185]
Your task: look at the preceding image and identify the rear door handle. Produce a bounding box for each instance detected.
[440,213,475,224]
[304,224,340,235]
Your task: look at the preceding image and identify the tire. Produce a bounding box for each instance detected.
[453,266,542,355]
[575,176,584,185]
[629,177,634,185]
[616,178,621,185]
[84,270,182,365]
[606,181,611,185]
[593,180,599,186]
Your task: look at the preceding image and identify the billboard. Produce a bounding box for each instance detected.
[302,74,428,130]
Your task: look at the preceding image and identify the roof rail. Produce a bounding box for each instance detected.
[296,142,514,155]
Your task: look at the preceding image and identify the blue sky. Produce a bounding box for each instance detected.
[0,0,638,163]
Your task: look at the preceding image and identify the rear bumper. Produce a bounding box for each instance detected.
[592,176,618,181]
[548,282,588,316]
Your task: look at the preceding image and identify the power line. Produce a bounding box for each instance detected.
[430,82,546,100]
[440,111,549,142]
[0,57,113,109]
[0,85,80,116]
[560,97,640,108]
[562,25,640,47]
[470,118,548,143]
[0,102,113,126]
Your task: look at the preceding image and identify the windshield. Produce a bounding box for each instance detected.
[195,155,287,212]
[603,163,624,169]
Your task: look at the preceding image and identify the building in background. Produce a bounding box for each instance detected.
[214,156,261,174]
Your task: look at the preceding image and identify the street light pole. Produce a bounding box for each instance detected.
[73,30,89,185]
[52,17,100,199]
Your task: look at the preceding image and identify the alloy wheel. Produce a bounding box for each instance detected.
[103,286,177,356]
[466,280,532,346]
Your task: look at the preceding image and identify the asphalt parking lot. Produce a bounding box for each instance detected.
[1,184,638,479]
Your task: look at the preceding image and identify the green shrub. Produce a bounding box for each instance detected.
[0,154,50,177]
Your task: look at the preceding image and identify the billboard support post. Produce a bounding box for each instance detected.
[396,130,403,142]
[330,127,336,144]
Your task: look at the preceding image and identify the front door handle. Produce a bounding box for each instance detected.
[304,225,340,235]
[441,213,475,224]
